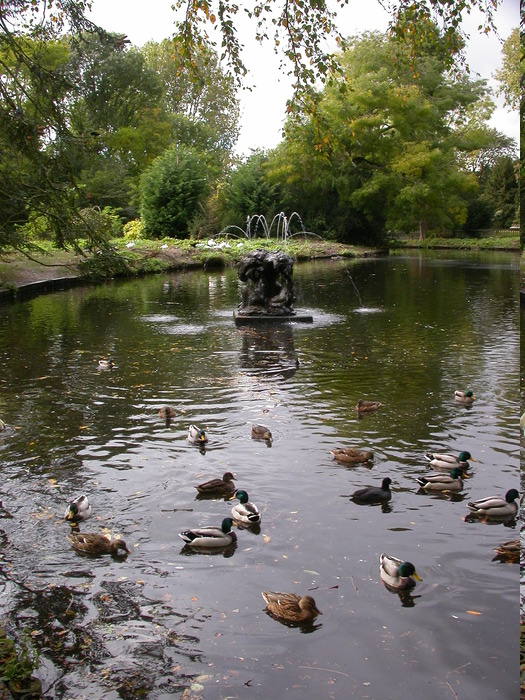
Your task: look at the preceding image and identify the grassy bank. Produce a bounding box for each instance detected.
[0,237,380,292]
[393,234,519,251]
[0,233,519,295]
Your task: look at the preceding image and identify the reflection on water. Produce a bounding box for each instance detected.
[0,251,520,699]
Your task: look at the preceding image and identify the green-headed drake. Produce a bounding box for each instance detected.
[231,490,261,525]
[64,494,92,523]
[416,467,468,492]
[454,390,475,404]
[380,553,422,591]
[424,450,475,470]
[467,488,519,519]
[179,517,237,548]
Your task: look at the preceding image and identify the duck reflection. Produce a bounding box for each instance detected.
[238,325,299,380]
[234,521,261,535]
[263,611,323,633]
[381,583,421,608]
[179,542,238,558]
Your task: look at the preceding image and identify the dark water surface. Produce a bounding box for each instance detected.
[0,251,520,699]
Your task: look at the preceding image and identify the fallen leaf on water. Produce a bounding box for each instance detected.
[263,534,271,542]
[466,610,482,615]
[304,569,320,576]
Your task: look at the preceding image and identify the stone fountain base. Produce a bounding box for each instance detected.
[233,311,313,325]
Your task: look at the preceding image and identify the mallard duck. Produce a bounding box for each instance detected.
[355,399,382,413]
[330,447,373,465]
[261,591,322,623]
[64,495,92,523]
[67,532,130,556]
[195,471,236,497]
[158,406,177,422]
[231,490,261,525]
[492,539,520,563]
[179,517,237,548]
[251,424,272,444]
[187,424,208,445]
[351,477,392,504]
[467,488,520,519]
[424,450,475,470]
[379,553,422,591]
[416,467,467,492]
[454,390,475,404]
[98,359,114,369]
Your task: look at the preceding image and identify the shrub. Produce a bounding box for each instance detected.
[140,145,211,239]
[123,219,145,241]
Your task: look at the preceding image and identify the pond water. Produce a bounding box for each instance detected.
[0,250,520,699]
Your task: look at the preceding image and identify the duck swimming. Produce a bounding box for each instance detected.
[424,450,475,471]
[195,471,236,497]
[187,424,208,445]
[98,359,114,369]
[261,591,322,623]
[350,477,392,504]
[492,539,520,563]
[330,447,373,465]
[64,495,92,523]
[355,399,382,413]
[466,488,519,519]
[379,553,422,591]
[454,390,475,404]
[231,490,261,525]
[416,467,467,492]
[251,424,272,444]
[179,517,237,548]
[158,406,177,424]
[67,532,130,556]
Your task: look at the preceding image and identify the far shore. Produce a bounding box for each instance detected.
[0,233,520,303]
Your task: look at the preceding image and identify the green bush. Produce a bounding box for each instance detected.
[77,247,132,280]
[123,219,145,241]
[140,145,211,239]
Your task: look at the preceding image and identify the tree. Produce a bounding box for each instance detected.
[141,39,239,154]
[140,145,212,238]
[0,0,507,253]
[217,151,283,230]
[480,156,518,228]
[266,28,500,242]
[172,0,501,93]
[493,27,520,110]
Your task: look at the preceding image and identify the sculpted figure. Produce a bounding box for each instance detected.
[237,249,295,315]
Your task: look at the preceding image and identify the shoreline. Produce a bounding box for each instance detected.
[0,237,519,304]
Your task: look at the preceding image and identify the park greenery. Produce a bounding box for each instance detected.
[0,0,520,264]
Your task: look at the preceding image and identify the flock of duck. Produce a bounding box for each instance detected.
[9,383,517,626]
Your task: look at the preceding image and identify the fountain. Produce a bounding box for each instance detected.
[233,248,313,325]
[219,211,323,242]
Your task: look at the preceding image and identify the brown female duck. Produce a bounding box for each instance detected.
[261,591,322,623]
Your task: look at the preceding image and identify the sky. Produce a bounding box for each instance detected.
[86,0,520,157]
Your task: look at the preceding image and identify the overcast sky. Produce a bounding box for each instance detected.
[86,0,520,157]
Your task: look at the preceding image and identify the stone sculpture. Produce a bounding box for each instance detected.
[236,249,295,316]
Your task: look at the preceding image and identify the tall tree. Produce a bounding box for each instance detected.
[141,39,239,154]
[172,0,501,93]
[493,27,520,110]
[266,28,502,242]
